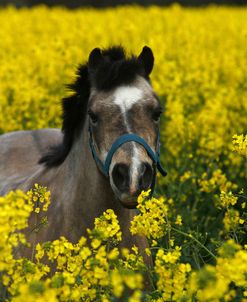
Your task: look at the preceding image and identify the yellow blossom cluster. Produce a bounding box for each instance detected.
[89,209,122,244]
[198,169,237,194]
[0,185,52,298]
[154,247,191,301]
[0,186,247,301]
[0,188,145,301]
[130,191,169,244]
[0,185,49,273]
[217,191,245,233]
[233,134,247,158]
[189,240,247,302]
[28,183,51,213]
[220,191,238,208]
[0,190,32,272]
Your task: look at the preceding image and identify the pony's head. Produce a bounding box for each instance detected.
[87,46,164,208]
[40,46,165,208]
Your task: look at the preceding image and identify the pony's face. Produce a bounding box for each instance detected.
[88,76,162,208]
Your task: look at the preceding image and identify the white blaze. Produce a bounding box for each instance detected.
[113,85,143,190]
[113,86,143,111]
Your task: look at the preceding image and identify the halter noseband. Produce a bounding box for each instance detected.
[88,126,167,192]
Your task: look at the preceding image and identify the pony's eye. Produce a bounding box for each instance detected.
[152,109,162,122]
[88,110,98,125]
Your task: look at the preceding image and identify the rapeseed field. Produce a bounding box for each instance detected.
[0,5,247,301]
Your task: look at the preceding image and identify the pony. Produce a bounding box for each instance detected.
[0,46,166,265]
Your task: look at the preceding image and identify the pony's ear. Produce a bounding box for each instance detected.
[88,48,104,71]
[138,46,154,76]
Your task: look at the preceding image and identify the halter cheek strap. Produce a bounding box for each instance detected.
[89,127,167,182]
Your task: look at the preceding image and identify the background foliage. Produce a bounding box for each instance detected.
[1,0,247,8]
[0,5,247,301]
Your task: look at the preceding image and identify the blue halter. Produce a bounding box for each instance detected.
[89,126,167,191]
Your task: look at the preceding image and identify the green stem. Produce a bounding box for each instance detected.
[31,213,38,262]
[171,227,217,260]
[235,193,247,200]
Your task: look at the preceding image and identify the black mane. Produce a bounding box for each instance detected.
[89,46,147,90]
[39,46,149,167]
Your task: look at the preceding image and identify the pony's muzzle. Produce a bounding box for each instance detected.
[111,162,153,206]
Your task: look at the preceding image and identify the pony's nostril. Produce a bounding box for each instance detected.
[139,162,153,190]
[112,163,130,193]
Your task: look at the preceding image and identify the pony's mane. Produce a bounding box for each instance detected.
[39,46,148,167]
[90,46,146,90]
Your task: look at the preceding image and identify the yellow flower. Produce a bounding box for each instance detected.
[232,134,247,157]
[175,215,183,226]
[128,290,142,302]
[108,248,119,260]
[91,239,102,250]
[130,191,169,240]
